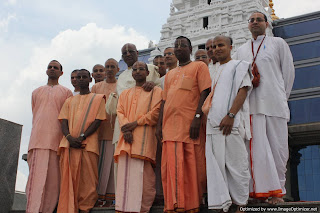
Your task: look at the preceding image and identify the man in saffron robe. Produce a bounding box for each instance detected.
[26,60,72,213]
[92,64,106,84]
[156,36,211,212]
[233,11,295,204]
[114,61,162,212]
[92,58,119,207]
[57,69,107,213]
[206,36,252,213]
[71,69,80,95]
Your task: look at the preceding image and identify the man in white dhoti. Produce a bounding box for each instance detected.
[233,11,295,204]
[205,38,219,79]
[206,35,252,213]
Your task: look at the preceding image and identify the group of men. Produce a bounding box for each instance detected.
[26,11,295,213]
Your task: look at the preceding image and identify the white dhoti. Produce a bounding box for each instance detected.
[248,114,288,198]
[115,153,156,213]
[206,129,250,212]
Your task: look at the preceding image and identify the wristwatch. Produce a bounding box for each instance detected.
[80,133,86,140]
[195,113,201,118]
[227,112,235,118]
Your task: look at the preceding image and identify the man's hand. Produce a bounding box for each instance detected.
[155,123,163,143]
[66,135,82,148]
[142,81,155,92]
[123,131,133,144]
[121,121,138,133]
[219,115,234,135]
[189,117,201,139]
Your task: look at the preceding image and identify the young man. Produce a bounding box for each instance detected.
[57,69,107,213]
[233,11,295,204]
[194,49,210,66]
[206,36,252,213]
[71,69,80,95]
[114,61,162,212]
[156,36,211,212]
[163,47,178,71]
[26,60,72,213]
[92,64,106,84]
[92,58,119,207]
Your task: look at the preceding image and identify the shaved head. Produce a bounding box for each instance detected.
[213,35,233,46]
[105,58,118,67]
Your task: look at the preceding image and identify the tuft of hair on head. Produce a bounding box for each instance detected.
[176,36,192,47]
[78,68,91,77]
[51,60,63,71]
[252,11,268,22]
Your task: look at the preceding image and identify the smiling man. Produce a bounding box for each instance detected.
[57,69,107,213]
[156,36,211,212]
[114,61,162,212]
[92,58,119,207]
[233,11,295,204]
[26,60,72,213]
[205,35,252,213]
[163,47,178,71]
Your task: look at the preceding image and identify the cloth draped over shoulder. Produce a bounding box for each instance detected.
[58,93,107,155]
[114,86,162,165]
[207,60,253,140]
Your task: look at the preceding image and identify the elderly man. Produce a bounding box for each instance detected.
[57,69,107,213]
[92,64,106,84]
[205,35,252,213]
[92,58,119,207]
[71,69,80,95]
[233,11,295,204]
[26,60,72,213]
[156,36,211,212]
[195,49,210,66]
[114,61,162,212]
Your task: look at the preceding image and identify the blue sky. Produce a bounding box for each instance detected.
[0,0,319,192]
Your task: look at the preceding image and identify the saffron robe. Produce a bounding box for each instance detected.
[57,93,107,212]
[92,81,117,200]
[162,61,211,212]
[114,86,162,212]
[26,85,72,213]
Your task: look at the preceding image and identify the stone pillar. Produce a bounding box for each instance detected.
[0,118,22,212]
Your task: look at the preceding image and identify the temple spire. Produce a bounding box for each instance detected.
[269,0,279,20]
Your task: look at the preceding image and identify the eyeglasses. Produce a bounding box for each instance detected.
[248,18,266,23]
[122,50,136,56]
[195,55,208,60]
[164,52,175,56]
[47,65,59,70]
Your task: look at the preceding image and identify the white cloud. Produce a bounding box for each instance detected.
[1,23,151,192]
[273,0,320,19]
[7,0,17,5]
[0,13,16,32]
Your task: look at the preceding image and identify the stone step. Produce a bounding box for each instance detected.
[9,202,320,213]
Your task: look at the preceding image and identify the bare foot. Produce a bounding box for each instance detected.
[268,197,284,204]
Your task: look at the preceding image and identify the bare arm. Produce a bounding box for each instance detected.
[61,119,81,148]
[219,87,248,135]
[189,88,210,139]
